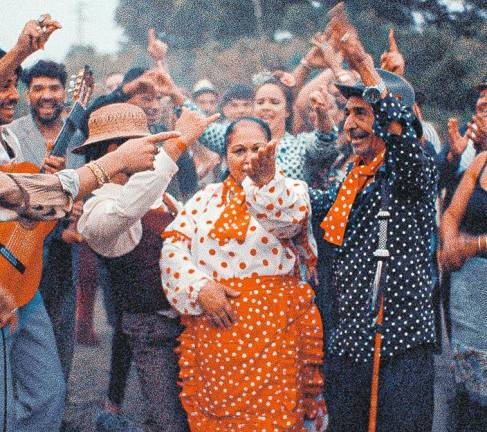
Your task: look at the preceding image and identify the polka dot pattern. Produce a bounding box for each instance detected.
[160,175,316,316]
[176,276,327,431]
[309,94,439,363]
[321,151,384,246]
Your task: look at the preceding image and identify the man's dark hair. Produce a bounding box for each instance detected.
[0,48,22,79]
[22,60,67,88]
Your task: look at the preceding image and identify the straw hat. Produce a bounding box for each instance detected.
[72,103,150,154]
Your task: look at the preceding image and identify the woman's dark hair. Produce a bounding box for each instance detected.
[254,79,294,133]
[220,117,272,181]
[223,117,272,154]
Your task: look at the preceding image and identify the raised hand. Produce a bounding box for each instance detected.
[175,107,220,148]
[198,280,240,329]
[115,130,181,174]
[380,29,405,75]
[15,14,62,58]
[306,32,343,72]
[447,118,469,158]
[309,86,335,131]
[147,28,168,62]
[244,139,278,187]
[122,69,175,98]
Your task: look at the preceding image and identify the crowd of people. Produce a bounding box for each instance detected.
[0,3,486,432]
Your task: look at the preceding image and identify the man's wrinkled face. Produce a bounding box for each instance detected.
[27,76,66,125]
[344,96,384,161]
[194,91,218,115]
[0,74,19,125]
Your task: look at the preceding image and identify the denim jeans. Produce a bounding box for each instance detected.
[1,292,65,431]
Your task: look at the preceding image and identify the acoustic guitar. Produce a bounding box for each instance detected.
[0,66,93,308]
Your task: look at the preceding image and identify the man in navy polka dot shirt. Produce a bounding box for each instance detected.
[309,11,439,432]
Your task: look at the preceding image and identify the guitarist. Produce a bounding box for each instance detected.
[7,60,77,387]
[0,15,69,432]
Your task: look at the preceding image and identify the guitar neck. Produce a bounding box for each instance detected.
[45,102,86,163]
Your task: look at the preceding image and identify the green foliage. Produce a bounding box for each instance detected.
[62,0,486,137]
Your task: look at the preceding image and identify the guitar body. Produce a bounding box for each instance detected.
[0,162,56,307]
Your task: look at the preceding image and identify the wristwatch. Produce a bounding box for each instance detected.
[362,80,386,104]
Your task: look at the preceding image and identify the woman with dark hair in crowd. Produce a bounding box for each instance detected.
[440,136,487,431]
[161,117,327,431]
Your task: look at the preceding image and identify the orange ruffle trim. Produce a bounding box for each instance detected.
[176,275,327,431]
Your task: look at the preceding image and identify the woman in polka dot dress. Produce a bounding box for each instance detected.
[161,117,327,431]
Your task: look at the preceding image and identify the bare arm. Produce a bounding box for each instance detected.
[439,152,487,271]
[0,16,61,83]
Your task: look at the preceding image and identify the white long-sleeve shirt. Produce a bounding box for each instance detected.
[78,149,179,258]
[160,172,317,316]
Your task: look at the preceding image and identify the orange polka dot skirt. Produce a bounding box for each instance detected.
[176,275,327,431]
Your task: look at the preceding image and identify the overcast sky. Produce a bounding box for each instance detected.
[0,0,122,65]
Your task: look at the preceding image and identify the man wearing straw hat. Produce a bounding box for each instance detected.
[75,102,219,432]
[309,5,438,431]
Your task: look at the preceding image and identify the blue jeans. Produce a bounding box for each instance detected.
[0,292,65,431]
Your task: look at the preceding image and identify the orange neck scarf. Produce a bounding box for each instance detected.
[208,176,250,246]
[321,151,385,246]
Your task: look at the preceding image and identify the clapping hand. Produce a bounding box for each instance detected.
[309,86,335,131]
[325,3,373,73]
[447,118,470,159]
[244,140,278,187]
[380,29,405,76]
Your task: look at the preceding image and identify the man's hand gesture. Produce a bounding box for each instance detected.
[175,107,220,149]
[147,28,168,63]
[380,29,405,76]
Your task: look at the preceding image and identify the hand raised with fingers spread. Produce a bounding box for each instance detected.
[380,29,405,76]
[245,139,278,187]
[447,118,468,159]
[175,108,220,149]
[15,15,62,58]
[198,281,240,329]
[147,28,168,62]
[114,130,181,174]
